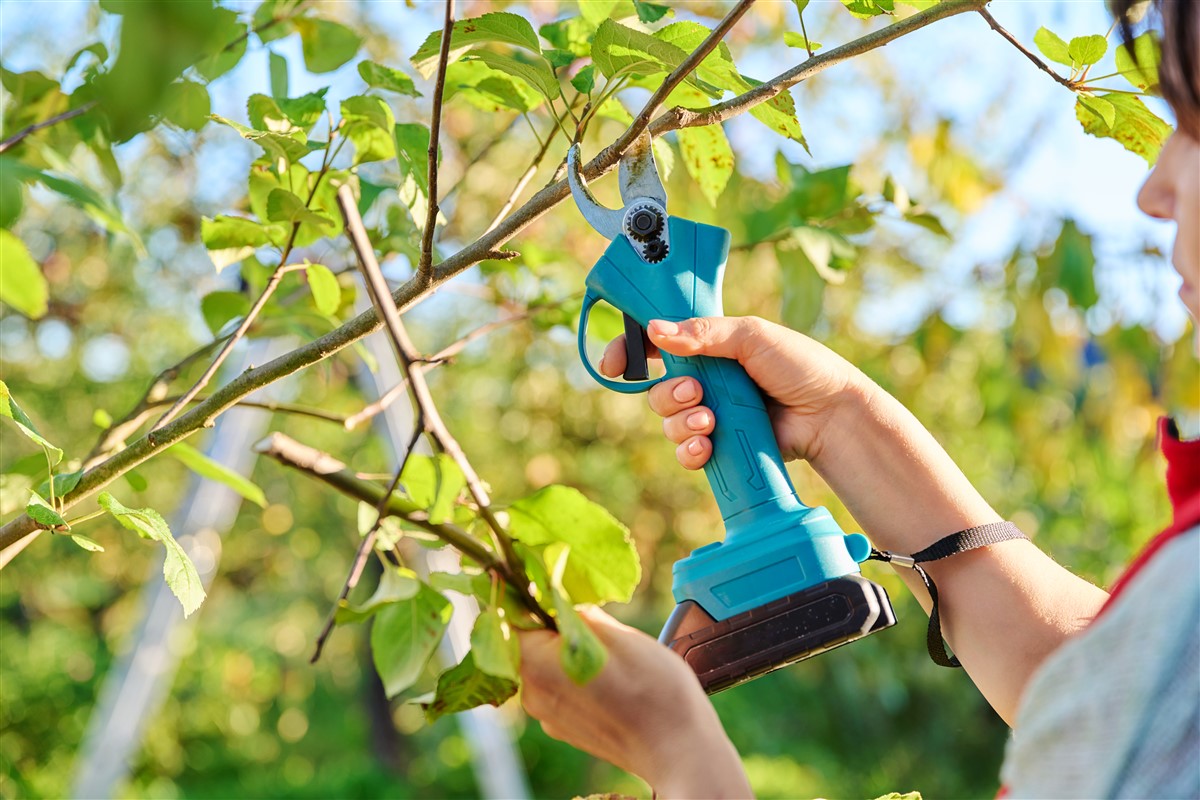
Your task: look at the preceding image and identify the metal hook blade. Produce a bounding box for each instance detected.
[619,131,667,208]
[567,144,624,241]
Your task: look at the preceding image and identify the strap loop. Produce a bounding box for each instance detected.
[868,522,1028,668]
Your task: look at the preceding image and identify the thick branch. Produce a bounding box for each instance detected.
[0,0,975,555]
[418,0,455,279]
[977,7,1075,90]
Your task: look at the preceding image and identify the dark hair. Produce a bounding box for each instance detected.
[1111,0,1200,136]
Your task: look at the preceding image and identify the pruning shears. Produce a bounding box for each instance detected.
[566,133,896,694]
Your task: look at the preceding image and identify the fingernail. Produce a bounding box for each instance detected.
[649,319,679,337]
[673,381,696,403]
[687,411,709,430]
[598,353,608,374]
[687,439,703,455]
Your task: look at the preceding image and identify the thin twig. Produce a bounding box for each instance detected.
[977,7,1075,90]
[0,102,97,154]
[310,416,423,663]
[149,141,343,433]
[337,184,554,631]
[0,0,980,556]
[484,111,567,234]
[418,0,455,280]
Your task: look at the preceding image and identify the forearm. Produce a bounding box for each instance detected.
[813,379,1109,725]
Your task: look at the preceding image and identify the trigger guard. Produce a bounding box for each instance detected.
[577,291,665,395]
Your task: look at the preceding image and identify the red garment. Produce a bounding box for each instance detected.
[1099,417,1200,614]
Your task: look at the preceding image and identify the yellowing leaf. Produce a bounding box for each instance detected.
[678,124,735,207]
[1075,93,1171,166]
[0,229,47,319]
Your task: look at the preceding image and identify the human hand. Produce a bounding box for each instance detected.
[518,606,752,798]
[600,316,870,470]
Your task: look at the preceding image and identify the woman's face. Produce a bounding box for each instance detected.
[1137,129,1200,323]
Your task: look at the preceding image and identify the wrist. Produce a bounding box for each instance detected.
[652,729,752,799]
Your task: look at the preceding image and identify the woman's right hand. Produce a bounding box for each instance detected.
[600,316,871,470]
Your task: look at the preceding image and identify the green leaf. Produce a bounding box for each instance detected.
[783,32,821,52]
[0,157,23,229]
[36,469,83,500]
[400,454,466,525]
[467,51,561,101]
[162,80,210,131]
[1075,93,1171,165]
[424,652,518,723]
[4,162,140,250]
[470,609,520,680]
[336,567,422,625]
[652,137,675,181]
[507,485,640,605]
[1037,219,1097,308]
[445,61,544,113]
[544,49,577,70]
[784,162,855,220]
[1067,35,1107,67]
[0,380,62,466]
[633,0,671,23]
[840,0,894,19]
[678,124,735,207]
[195,11,247,82]
[211,114,310,163]
[358,61,421,97]
[904,210,950,238]
[1115,32,1160,91]
[412,12,542,78]
[124,471,148,492]
[201,216,271,272]
[780,225,856,281]
[777,244,825,332]
[266,188,335,231]
[71,534,105,553]
[578,0,636,27]
[166,442,267,508]
[253,0,298,43]
[1078,95,1116,129]
[304,263,341,316]
[248,90,327,133]
[428,570,490,599]
[200,291,251,336]
[793,0,811,12]
[547,547,606,684]
[570,64,597,94]
[1033,27,1072,68]
[371,582,453,697]
[0,230,47,319]
[27,492,69,532]
[540,17,595,58]
[592,19,692,84]
[98,492,206,617]
[743,77,808,150]
[295,18,362,74]
[342,95,397,164]
[269,51,289,99]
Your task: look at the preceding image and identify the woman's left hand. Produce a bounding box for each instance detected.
[518,606,753,798]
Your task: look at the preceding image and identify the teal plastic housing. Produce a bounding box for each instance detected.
[578,218,870,621]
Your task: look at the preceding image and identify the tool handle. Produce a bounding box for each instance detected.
[578,219,807,530]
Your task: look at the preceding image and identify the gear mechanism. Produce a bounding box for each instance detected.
[624,203,665,242]
[643,239,670,263]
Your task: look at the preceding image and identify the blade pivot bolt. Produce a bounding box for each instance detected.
[625,203,665,242]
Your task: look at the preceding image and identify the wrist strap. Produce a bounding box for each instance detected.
[868,522,1028,668]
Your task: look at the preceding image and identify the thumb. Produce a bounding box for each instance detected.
[646,316,770,361]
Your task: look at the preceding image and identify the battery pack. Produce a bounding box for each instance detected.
[659,575,896,694]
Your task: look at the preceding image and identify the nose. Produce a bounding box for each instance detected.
[1137,135,1176,220]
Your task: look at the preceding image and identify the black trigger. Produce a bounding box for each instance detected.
[622,313,649,381]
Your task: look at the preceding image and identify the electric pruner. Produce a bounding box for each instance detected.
[567,134,896,694]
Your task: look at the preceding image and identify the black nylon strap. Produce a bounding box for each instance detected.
[869,522,1028,668]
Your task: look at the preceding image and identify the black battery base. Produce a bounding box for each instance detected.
[659,575,896,694]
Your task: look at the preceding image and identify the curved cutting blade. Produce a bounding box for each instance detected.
[567,144,624,241]
[619,131,667,208]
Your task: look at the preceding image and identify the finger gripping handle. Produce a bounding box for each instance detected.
[579,219,807,529]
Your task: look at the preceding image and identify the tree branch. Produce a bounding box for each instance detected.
[418,0,455,280]
[0,0,979,557]
[337,184,553,630]
[0,102,97,155]
[977,6,1075,91]
[254,432,555,629]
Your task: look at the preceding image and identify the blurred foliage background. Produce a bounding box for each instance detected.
[0,0,1194,798]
